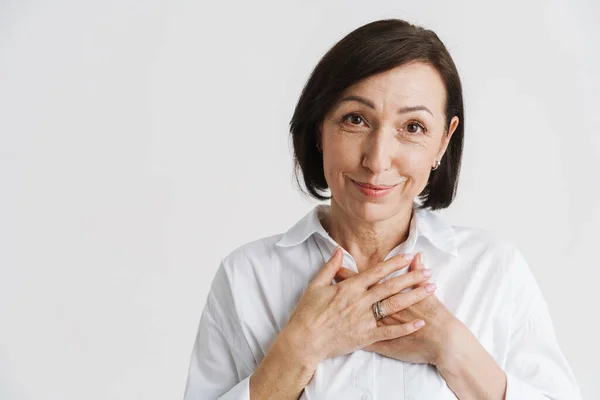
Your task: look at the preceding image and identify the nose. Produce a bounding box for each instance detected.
[361,126,395,174]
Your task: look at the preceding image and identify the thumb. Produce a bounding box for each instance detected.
[311,247,343,287]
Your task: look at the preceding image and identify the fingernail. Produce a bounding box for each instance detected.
[414,320,425,328]
[423,268,432,277]
[420,253,427,267]
[425,283,437,293]
[404,253,415,261]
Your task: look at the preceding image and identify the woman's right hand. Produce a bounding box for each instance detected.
[280,247,435,367]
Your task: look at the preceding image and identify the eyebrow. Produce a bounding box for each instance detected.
[339,95,434,117]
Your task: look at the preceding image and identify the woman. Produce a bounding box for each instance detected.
[184,19,581,399]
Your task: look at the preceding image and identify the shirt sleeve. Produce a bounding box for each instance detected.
[503,246,582,400]
[183,260,256,400]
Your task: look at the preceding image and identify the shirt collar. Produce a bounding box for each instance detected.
[275,201,458,257]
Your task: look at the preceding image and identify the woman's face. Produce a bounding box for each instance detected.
[320,61,459,222]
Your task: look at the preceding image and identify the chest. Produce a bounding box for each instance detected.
[236,244,512,399]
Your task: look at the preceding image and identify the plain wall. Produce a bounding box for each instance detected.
[1,0,598,399]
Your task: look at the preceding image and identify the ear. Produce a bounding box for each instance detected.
[436,116,460,162]
[317,122,325,151]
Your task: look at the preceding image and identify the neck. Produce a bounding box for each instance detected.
[321,200,414,272]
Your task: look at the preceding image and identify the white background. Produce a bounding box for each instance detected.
[1,0,598,399]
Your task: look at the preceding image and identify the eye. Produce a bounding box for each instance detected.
[341,113,367,127]
[403,121,427,135]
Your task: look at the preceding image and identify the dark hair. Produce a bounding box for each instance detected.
[289,19,464,210]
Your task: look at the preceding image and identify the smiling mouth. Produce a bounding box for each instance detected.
[351,180,398,190]
[350,179,400,198]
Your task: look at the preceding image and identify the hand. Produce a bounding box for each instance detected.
[334,252,458,365]
[280,248,437,367]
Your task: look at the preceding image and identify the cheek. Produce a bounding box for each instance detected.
[403,150,431,170]
[323,149,350,184]
[395,147,434,184]
[324,137,361,173]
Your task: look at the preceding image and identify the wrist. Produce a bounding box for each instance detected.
[250,331,318,395]
[278,323,322,370]
[432,321,508,399]
[435,346,462,375]
[432,316,464,367]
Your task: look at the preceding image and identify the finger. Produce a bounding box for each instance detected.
[334,267,357,282]
[376,316,396,326]
[363,342,378,352]
[377,282,437,316]
[310,247,343,287]
[365,268,432,304]
[371,319,426,342]
[410,253,429,288]
[358,253,415,289]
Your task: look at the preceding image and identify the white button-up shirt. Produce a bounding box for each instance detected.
[184,203,581,399]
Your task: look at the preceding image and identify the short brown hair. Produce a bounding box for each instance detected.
[289,19,464,210]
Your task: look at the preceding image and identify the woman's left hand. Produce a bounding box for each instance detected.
[334,253,459,365]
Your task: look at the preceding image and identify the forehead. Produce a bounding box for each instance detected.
[339,62,446,114]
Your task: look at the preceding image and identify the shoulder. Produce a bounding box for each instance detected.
[445,222,538,289]
[221,233,286,271]
[452,223,508,249]
[451,224,526,267]
[450,223,544,315]
[205,233,285,312]
[211,233,288,289]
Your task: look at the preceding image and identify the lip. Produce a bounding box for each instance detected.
[353,181,397,190]
[351,179,398,198]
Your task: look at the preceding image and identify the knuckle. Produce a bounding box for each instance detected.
[399,256,412,268]
[410,269,423,281]
[383,278,395,292]
[386,296,401,312]
[397,274,414,291]
[421,285,434,297]
[382,325,395,338]
[368,268,383,281]
[411,290,424,304]
[362,271,375,285]
[400,273,415,286]
[335,281,351,297]
[419,288,433,300]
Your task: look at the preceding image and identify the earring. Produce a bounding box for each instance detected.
[317,142,322,153]
[431,159,441,171]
